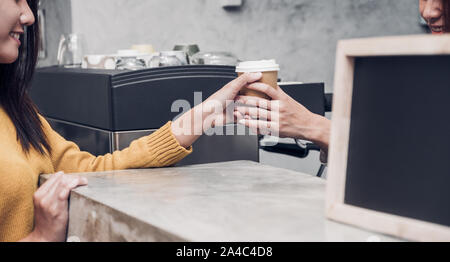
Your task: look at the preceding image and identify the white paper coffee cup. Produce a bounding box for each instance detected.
[236,59,280,99]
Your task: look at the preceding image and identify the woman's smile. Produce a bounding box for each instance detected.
[428,23,445,34]
[9,31,22,46]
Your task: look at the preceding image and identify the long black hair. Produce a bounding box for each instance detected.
[445,0,450,32]
[0,0,51,155]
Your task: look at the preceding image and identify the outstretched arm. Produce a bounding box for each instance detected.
[42,117,192,173]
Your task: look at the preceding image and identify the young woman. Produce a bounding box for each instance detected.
[0,0,262,242]
[235,0,450,163]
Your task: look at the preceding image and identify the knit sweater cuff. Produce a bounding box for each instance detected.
[146,121,193,166]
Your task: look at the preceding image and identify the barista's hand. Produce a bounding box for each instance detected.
[234,82,331,151]
[19,172,88,242]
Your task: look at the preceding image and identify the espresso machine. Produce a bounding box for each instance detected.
[30,65,326,167]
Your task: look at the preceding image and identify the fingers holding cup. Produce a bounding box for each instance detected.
[235,106,273,121]
[235,95,273,110]
[246,82,280,100]
[238,118,279,136]
[227,72,262,94]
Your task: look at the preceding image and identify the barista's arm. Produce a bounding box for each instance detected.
[235,82,331,153]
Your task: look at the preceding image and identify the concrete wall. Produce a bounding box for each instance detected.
[69,0,426,92]
[37,0,72,67]
[40,0,427,90]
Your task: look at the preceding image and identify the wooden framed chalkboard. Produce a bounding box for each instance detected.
[326,35,450,242]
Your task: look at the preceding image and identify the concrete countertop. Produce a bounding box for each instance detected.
[42,161,401,242]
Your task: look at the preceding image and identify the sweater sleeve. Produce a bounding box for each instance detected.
[39,115,192,173]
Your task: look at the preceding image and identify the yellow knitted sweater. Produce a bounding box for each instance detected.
[0,107,192,241]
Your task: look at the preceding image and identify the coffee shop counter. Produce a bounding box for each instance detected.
[40,161,401,242]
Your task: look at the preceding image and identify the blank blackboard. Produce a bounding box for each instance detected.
[344,55,450,227]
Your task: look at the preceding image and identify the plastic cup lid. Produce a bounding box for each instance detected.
[236,59,280,72]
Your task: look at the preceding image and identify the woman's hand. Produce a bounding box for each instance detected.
[172,72,262,148]
[234,82,331,152]
[20,172,88,242]
[203,72,263,127]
